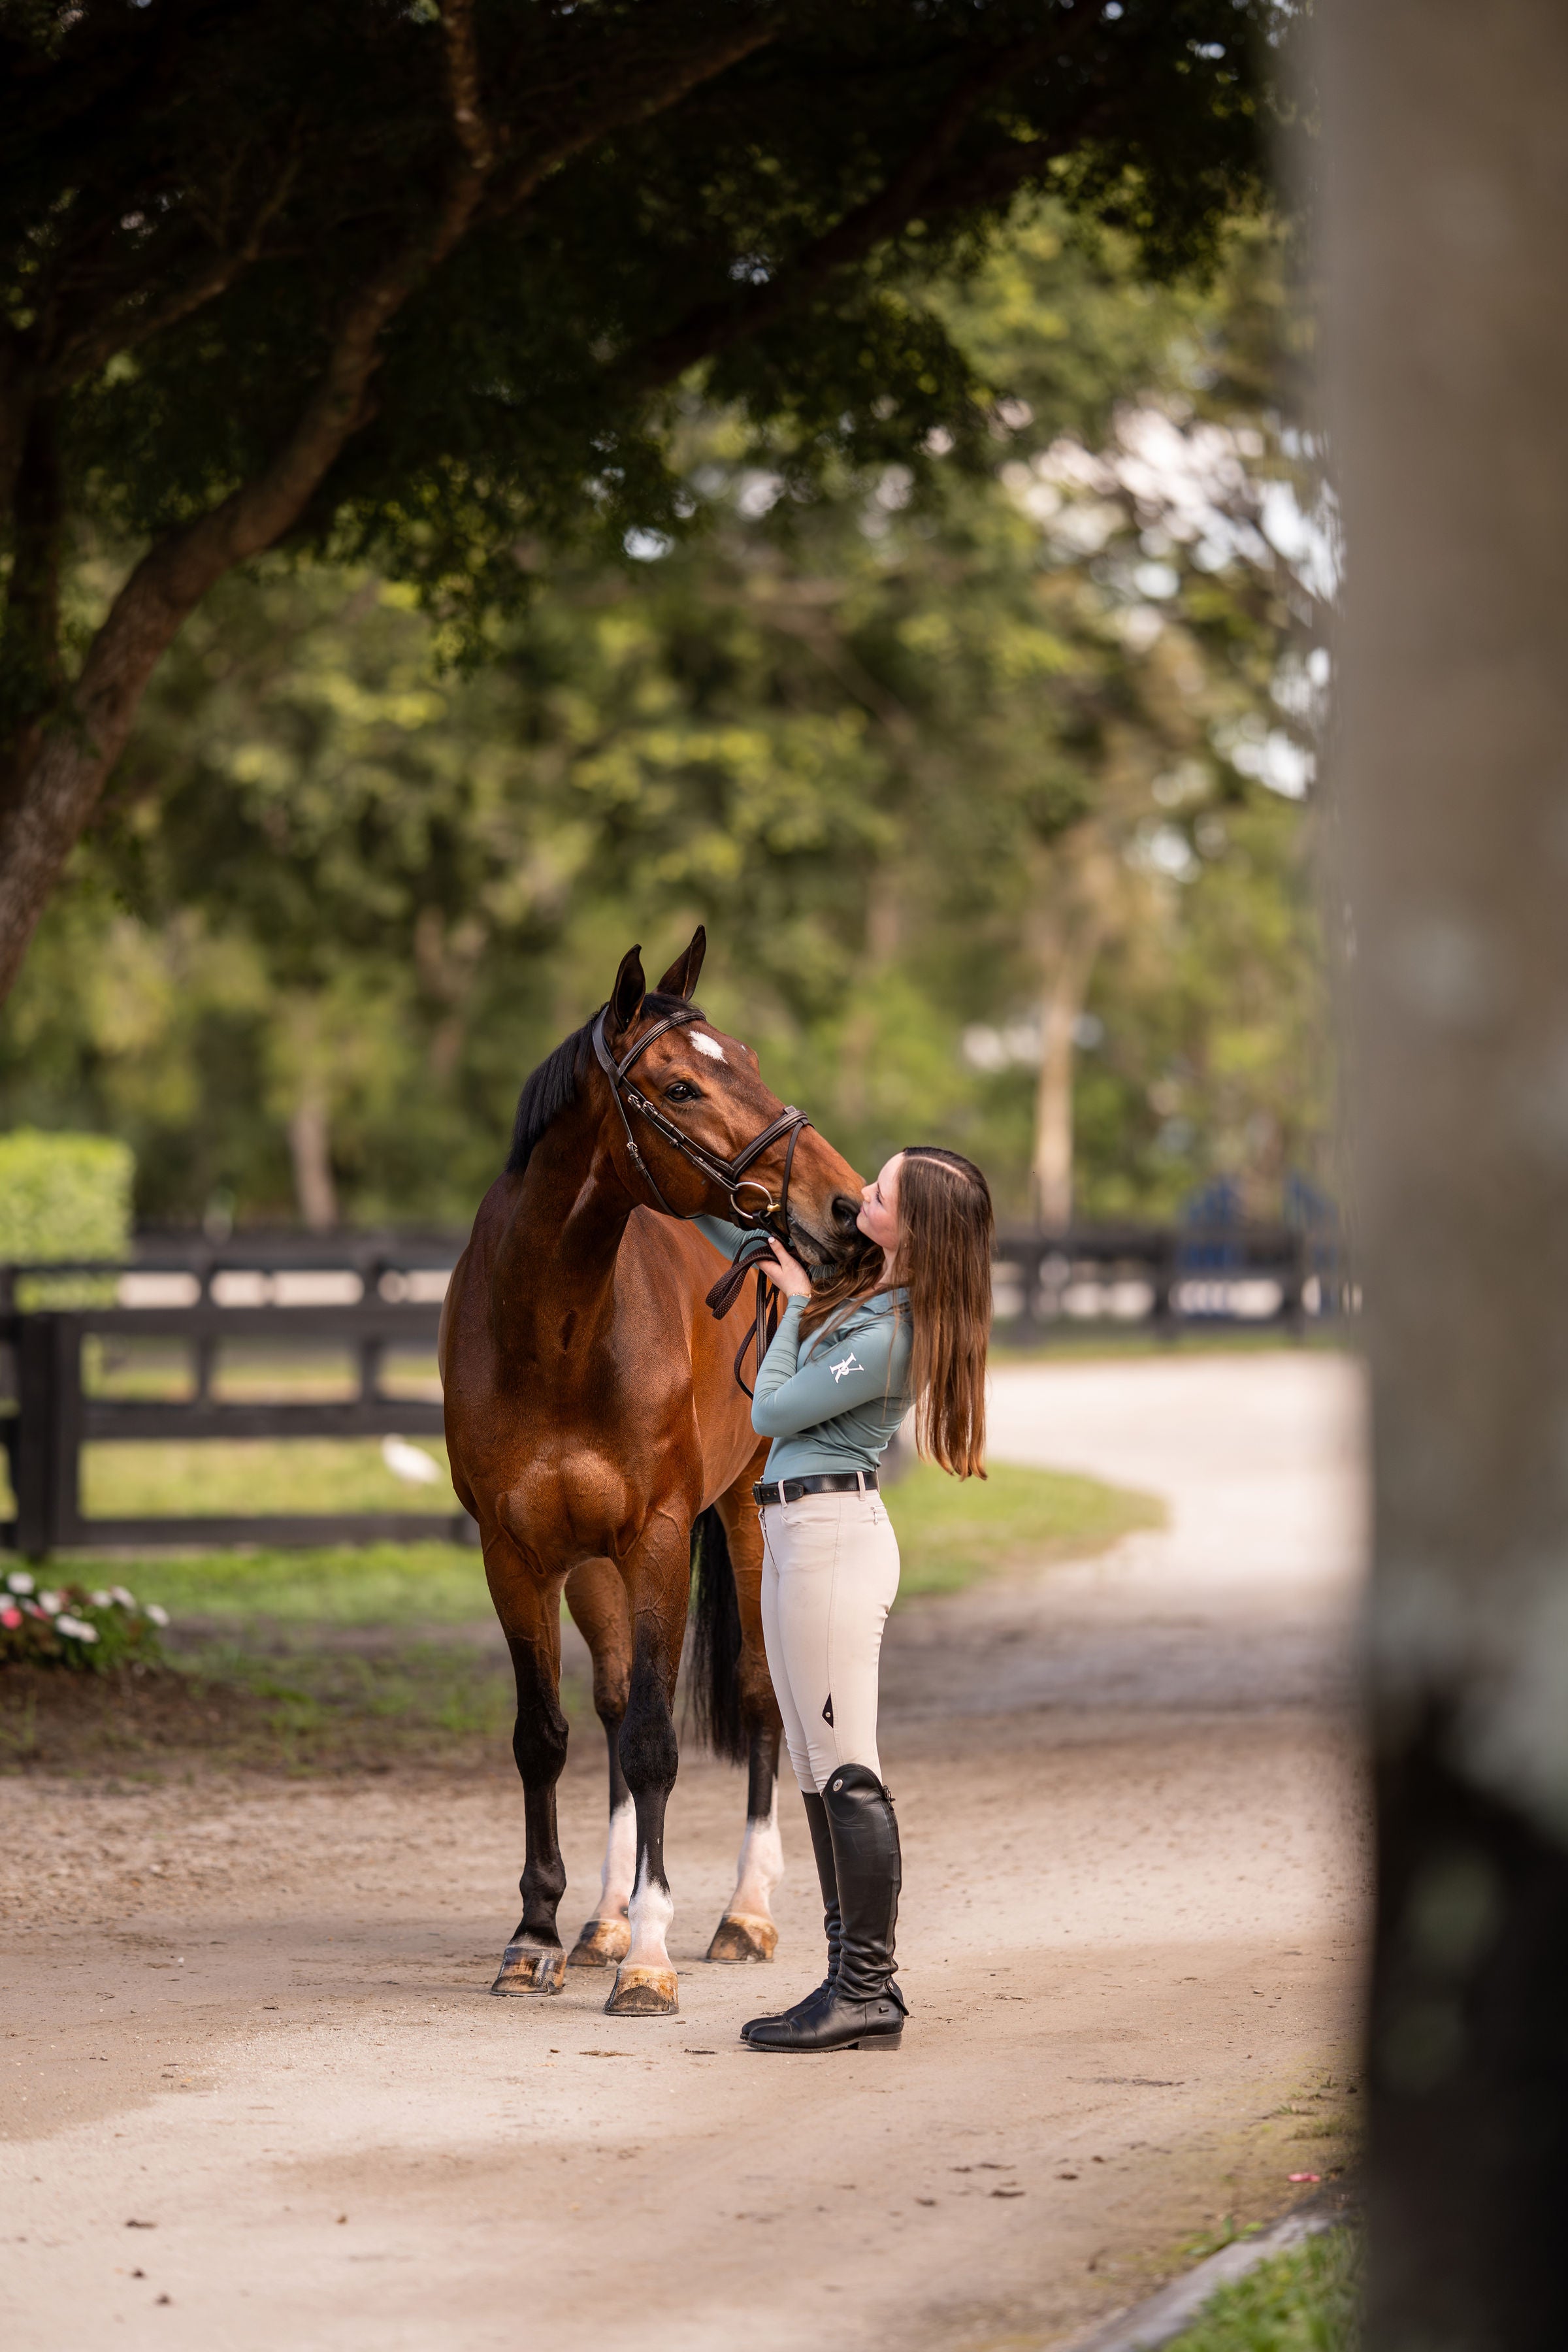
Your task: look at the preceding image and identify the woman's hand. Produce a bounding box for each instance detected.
[765,1237,813,1298]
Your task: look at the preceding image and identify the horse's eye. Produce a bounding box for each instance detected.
[665,1081,700,1104]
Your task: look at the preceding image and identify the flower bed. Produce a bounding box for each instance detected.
[1,1570,167,1672]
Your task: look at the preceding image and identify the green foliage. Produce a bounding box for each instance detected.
[1,1,1279,696]
[0,1567,166,1673]
[1166,2229,1362,2352]
[0,1126,132,1260]
[1,204,1326,1225]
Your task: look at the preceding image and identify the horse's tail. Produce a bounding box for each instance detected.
[687,1505,749,1763]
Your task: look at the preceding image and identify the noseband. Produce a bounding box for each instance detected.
[591,1007,813,1392]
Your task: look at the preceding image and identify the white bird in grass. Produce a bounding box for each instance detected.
[381,1435,444,1486]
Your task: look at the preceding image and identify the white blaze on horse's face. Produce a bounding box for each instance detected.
[690,1032,727,1064]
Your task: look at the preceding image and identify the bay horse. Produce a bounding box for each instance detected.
[440,928,870,2015]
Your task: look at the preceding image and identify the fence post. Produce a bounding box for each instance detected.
[1282,1228,1309,1337]
[12,1315,58,1560]
[51,1316,86,1546]
[1150,1229,1177,1339]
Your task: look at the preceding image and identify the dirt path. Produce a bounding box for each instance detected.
[0,1353,1368,2352]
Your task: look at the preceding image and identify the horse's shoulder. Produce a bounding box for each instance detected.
[621,1209,712,1283]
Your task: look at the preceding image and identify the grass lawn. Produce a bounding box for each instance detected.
[1,1445,1160,1778]
[1166,2229,1360,2352]
[886,1456,1162,1595]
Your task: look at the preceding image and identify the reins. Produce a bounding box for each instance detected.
[591,1006,811,1393]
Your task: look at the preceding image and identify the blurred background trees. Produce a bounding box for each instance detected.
[0,201,1327,1230]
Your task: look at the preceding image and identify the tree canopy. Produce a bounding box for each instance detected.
[0,202,1328,1230]
[0,0,1282,999]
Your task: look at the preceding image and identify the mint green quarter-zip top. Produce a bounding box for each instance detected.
[693,1215,912,1481]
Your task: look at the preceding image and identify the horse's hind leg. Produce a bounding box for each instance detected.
[706,1725,785,1965]
[706,1470,787,1967]
[563,1557,634,1969]
[487,1543,571,1997]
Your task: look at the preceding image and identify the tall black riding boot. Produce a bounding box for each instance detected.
[747,1765,906,2053]
[741,1790,841,2041]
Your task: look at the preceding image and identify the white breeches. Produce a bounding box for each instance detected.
[759,1490,901,1795]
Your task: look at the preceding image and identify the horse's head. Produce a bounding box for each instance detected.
[598,930,874,1274]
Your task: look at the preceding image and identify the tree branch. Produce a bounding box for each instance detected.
[0,5,783,1003]
[0,400,66,814]
[48,145,303,391]
[444,0,498,176]
[482,14,782,220]
[625,16,1102,390]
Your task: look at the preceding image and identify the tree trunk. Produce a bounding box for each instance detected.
[1320,4,1568,2342]
[287,1090,338,1233]
[1028,830,1113,1229]
[836,867,903,1130]
[1031,915,1102,1230]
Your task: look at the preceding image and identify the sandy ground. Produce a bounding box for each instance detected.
[1,1351,1369,2352]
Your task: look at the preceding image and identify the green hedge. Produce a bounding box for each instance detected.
[0,1129,133,1267]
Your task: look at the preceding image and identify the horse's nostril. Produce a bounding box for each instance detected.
[832,1194,861,1230]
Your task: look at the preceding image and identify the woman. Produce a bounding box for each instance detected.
[696,1144,994,2054]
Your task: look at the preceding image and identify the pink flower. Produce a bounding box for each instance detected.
[0,1606,21,1629]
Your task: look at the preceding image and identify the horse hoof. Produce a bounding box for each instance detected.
[568,1916,631,1968]
[605,1964,679,2016]
[491,1941,567,1997]
[706,1913,779,1965]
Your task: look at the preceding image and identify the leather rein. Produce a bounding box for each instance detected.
[591,1006,811,1394]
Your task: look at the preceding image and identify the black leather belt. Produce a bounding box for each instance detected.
[753,1471,879,1507]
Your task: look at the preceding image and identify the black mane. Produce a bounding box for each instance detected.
[506,992,706,1175]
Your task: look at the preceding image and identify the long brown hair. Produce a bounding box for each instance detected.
[898,1147,993,1478]
[800,1144,994,1479]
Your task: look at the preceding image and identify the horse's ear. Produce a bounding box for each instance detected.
[655,925,706,1002]
[608,944,646,1036]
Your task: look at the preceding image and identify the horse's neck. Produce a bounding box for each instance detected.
[491,1115,634,1354]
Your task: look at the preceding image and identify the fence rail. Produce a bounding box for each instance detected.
[989,1220,1348,1345]
[1,1233,471,1558]
[0,1220,1346,1558]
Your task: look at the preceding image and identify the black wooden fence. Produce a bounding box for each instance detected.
[989,1218,1348,1345]
[1,1219,1347,1558]
[0,1233,473,1557]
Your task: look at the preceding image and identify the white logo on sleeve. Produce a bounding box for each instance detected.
[828,1351,862,1383]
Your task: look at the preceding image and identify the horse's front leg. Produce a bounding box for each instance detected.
[706,1470,786,1965]
[606,1532,689,2018]
[486,1533,572,1997]
[563,1556,635,1969]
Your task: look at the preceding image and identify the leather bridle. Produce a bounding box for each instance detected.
[591,1005,813,1392]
